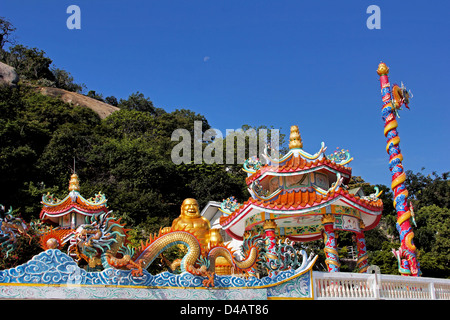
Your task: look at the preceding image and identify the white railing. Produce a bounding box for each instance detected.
[313,271,450,300]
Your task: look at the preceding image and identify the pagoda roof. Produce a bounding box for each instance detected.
[40,193,108,221]
[245,153,352,187]
[219,188,383,240]
[40,173,108,223]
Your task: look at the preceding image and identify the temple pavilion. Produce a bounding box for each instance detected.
[39,173,110,251]
[208,125,383,273]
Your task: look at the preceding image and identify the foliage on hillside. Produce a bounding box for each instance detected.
[0,84,249,230]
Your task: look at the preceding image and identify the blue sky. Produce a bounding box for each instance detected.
[2,1,449,187]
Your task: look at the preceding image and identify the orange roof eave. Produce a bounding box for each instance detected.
[246,157,352,186]
[220,188,383,229]
[39,196,108,219]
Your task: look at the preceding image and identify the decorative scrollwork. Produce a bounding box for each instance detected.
[327,147,353,165]
[243,156,262,174]
[219,196,240,215]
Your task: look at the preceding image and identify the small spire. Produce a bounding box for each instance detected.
[68,173,80,192]
[289,125,303,149]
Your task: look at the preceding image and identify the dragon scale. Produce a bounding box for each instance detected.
[134,230,259,274]
[134,231,202,273]
[377,62,420,276]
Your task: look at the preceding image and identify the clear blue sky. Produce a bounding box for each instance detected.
[3,1,449,187]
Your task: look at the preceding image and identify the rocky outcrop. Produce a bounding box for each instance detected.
[37,87,120,119]
[0,61,119,118]
[0,61,19,86]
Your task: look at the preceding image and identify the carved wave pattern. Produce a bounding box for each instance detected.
[266,271,311,298]
[0,250,313,289]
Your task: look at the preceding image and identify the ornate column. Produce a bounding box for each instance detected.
[354,221,369,273]
[321,214,340,272]
[377,62,420,276]
[263,219,278,276]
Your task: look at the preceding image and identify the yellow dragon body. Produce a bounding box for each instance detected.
[59,212,260,287]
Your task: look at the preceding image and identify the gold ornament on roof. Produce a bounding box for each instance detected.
[263,219,277,230]
[289,125,303,149]
[321,214,335,225]
[68,173,80,192]
[359,219,366,230]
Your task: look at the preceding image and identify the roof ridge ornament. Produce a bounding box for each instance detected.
[289,125,303,149]
[327,147,354,166]
[260,125,327,166]
[68,173,80,192]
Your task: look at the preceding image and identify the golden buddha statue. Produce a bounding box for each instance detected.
[171,198,222,249]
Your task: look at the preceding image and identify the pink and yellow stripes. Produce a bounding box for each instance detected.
[377,62,420,276]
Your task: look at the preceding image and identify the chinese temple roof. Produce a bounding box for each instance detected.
[220,188,382,238]
[218,125,383,241]
[40,173,108,224]
[221,188,382,222]
[245,153,352,186]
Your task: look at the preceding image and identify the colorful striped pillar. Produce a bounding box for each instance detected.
[377,62,420,276]
[355,231,369,273]
[263,219,278,276]
[322,214,340,272]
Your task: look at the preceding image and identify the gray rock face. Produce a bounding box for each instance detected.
[0,61,19,86]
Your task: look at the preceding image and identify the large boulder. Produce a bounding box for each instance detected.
[38,87,120,119]
[0,61,19,86]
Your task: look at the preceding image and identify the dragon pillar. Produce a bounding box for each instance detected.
[355,230,369,273]
[377,62,420,276]
[321,215,340,272]
[263,219,278,276]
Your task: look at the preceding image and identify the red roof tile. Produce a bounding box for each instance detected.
[40,196,107,219]
[245,156,352,185]
[219,188,382,227]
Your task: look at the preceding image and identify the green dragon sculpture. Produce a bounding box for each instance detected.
[0,205,32,258]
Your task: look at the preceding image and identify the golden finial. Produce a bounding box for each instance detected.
[263,219,277,230]
[377,62,389,76]
[289,125,303,149]
[359,219,366,230]
[321,214,335,225]
[68,173,80,192]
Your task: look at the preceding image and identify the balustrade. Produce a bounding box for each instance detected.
[313,271,450,300]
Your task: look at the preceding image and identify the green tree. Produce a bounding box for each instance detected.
[0,17,16,51]
[368,241,400,275]
[1,44,54,81]
[406,169,449,209]
[51,67,84,93]
[87,90,104,101]
[105,96,118,106]
[0,85,101,220]
[414,205,449,278]
[176,162,249,210]
[118,91,156,114]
